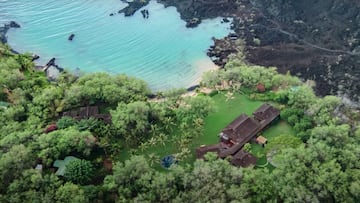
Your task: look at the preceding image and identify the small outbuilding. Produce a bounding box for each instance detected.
[256,136,267,147]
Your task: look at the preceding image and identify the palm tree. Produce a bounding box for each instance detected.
[149,124,159,136]
[193,118,204,137]
[148,137,157,146]
[139,142,148,152]
[174,148,190,161]
[163,117,175,132]
[148,153,159,166]
[225,91,235,102]
[156,133,167,146]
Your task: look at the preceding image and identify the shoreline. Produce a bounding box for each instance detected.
[0,18,222,93]
[0,21,21,54]
[186,58,220,91]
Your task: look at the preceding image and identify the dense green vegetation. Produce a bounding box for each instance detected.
[1,43,360,202]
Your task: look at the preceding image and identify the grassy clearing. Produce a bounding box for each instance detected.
[116,92,295,170]
[251,120,295,168]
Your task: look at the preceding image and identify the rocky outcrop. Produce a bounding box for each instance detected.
[9,21,21,28]
[0,21,21,43]
[141,9,149,19]
[207,35,241,67]
[118,0,150,16]
[151,0,360,103]
[186,18,201,28]
[32,54,40,61]
[68,34,75,41]
[240,0,360,102]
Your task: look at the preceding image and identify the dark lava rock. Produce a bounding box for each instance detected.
[186,18,201,28]
[187,85,200,92]
[32,54,40,61]
[157,0,360,102]
[68,34,75,41]
[141,9,149,19]
[0,21,21,43]
[228,33,239,40]
[222,18,230,23]
[46,58,56,67]
[9,21,21,28]
[118,0,150,17]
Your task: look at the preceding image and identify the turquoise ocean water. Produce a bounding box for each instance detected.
[0,0,231,90]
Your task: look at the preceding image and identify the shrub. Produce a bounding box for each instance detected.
[57,116,77,129]
[64,159,94,185]
[77,118,100,131]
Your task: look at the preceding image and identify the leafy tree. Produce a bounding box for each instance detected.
[56,182,88,203]
[308,96,341,126]
[111,101,151,145]
[311,124,351,148]
[201,70,224,88]
[265,134,302,154]
[103,156,154,200]
[243,143,252,153]
[271,72,301,87]
[0,68,23,93]
[0,129,34,151]
[272,145,352,202]
[0,145,34,192]
[1,105,26,122]
[76,118,101,131]
[227,168,276,202]
[6,169,61,202]
[64,159,94,185]
[56,116,77,129]
[64,73,149,106]
[287,85,316,109]
[176,96,215,124]
[177,158,243,202]
[18,71,49,96]
[28,86,65,119]
[14,53,34,72]
[5,88,27,106]
[37,128,96,165]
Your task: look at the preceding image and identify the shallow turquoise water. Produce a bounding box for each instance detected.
[0,0,231,90]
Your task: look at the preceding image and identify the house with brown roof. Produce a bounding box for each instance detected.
[62,106,111,123]
[195,103,280,167]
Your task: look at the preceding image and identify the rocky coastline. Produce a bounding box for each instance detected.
[0,21,20,44]
[3,0,360,104]
[1,21,64,79]
[117,0,360,104]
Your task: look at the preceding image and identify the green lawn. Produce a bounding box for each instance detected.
[187,92,295,167]
[116,92,295,170]
[193,92,263,146]
[251,120,295,167]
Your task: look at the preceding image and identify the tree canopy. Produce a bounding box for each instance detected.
[0,43,359,203]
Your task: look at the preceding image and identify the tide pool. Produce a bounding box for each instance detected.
[0,0,231,90]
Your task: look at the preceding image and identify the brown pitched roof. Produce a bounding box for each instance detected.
[253,103,280,128]
[88,106,99,116]
[61,106,111,123]
[221,114,260,143]
[230,149,257,167]
[195,104,280,168]
[218,142,243,158]
[256,136,267,144]
[196,143,228,159]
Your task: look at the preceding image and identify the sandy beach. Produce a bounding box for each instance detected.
[189,57,220,87]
